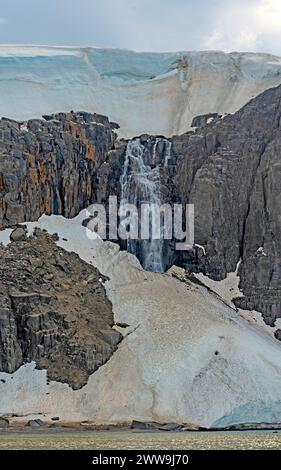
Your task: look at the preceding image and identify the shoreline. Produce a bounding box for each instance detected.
[1,422,281,434]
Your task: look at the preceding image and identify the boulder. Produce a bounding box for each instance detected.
[131,420,159,430]
[158,423,183,431]
[275,330,281,341]
[0,417,9,428]
[99,329,122,348]
[25,419,45,428]
[10,227,26,242]
[49,423,61,428]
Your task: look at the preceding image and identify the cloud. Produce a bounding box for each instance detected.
[89,0,281,55]
[86,0,219,52]
[203,0,281,55]
[0,0,280,56]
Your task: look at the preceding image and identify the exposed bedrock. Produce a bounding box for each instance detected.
[1,85,281,326]
[0,228,121,389]
[120,85,281,328]
[0,111,119,227]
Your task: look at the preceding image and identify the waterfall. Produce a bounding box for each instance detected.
[120,138,171,272]
[152,137,160,165]
[164,140,172,167]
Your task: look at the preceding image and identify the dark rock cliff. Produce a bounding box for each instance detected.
[118,85,281,328]
[0,228,122,389]
[0,111,119,227]
[174,85,281,328]
[1,86,281,330]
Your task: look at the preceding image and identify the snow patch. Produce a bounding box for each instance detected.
[194,261,278,338]
[257,246,267,256]
[0,228,12,246]
[195,259,242,308]
[194,244,206,256]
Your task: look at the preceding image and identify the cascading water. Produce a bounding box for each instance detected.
[164,140,172,167]
[120,138,171,272]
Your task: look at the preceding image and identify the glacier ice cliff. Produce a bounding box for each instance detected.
[1,45,281,137]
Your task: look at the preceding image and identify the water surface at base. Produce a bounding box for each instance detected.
[0,431,281,450]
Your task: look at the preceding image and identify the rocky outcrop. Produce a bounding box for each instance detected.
[121,84,281,327]
[0,111,119,228]
[191,113,222,128]
[2,85,281,328]
[0,417,9,428]
[0,227,121,389]
[181,85,281,327]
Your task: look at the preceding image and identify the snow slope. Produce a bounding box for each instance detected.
[1,46,281,137]
[1,213,281,427]
[195,266,278,339]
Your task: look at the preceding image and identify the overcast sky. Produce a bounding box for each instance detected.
[0,0,280,55]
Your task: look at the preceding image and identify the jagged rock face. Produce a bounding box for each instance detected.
[114,85,281,327]
[191,113,222,128]
[0,111,119,228]
[174,86,281,326]
[1,86,281,328]
[0,228,122,389]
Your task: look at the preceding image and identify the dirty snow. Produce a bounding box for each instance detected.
[1,214,281,427]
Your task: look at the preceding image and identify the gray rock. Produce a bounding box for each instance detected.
[0,230,122,390]
[0,417,9,428]
[99,329,122,348]
[131,420,159,430]
[191,113,221,128]
[25,419,45,428]
[219,422,281,431]
[111,84,281,328]
[0,112,117,229]
[275,330,281,341]
[2,87,281,329]
[158,423,183,431]
[10,227,26,242]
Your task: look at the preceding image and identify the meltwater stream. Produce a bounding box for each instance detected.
[120,138,171,272]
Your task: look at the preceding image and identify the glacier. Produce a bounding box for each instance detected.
[1,45,281,137]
